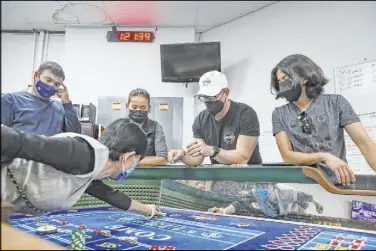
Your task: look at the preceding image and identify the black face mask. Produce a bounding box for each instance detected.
[276,80,302,103]
[129,110,148,123]
[205,101,224,116]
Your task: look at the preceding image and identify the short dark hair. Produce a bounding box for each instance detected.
[270,54,329,99]
[37,61,65,80]
[98,119,147,161]
[128,88,151,107]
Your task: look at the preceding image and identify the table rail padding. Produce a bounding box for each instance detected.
[303,166,376,196]
[127,165,376,196]
[128,166,315,183]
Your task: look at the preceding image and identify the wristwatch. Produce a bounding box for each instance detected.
[211,146,220,158]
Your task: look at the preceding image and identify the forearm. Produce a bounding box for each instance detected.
[63,102,81,133]
[282,151,326,166]
[224,204,236,214]
[138,156,166,167]
[85,180,132,211]
[213,149,249,165]
[1,126,93,174]
[360,140,376,172]
[128,200,153,215]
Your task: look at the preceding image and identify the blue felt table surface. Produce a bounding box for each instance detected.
[10,206,376,250]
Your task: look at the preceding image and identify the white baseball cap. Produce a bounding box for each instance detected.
[196,71,228,97]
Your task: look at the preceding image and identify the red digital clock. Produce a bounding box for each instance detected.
[106,31,154,42]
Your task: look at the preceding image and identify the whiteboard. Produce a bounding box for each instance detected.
[344,112,376,175]
[334,60,376,115]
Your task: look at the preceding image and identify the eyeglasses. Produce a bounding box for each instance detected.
[197,90,225,102]
[298,111,312,134]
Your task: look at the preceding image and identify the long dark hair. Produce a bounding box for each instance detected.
[99,119,147,161]
[270,54,329,99]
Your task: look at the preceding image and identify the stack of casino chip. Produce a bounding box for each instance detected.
[69,229,85,250]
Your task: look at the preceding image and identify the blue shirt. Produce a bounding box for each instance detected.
[1,91,81,136]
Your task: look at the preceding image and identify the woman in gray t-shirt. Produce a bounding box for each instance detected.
[270,54,376,188]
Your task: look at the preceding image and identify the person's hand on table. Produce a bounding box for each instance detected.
[143,204,163,219]
[208,207,227,214]
[168,150,186,163]
[238,190,249,196]
[186,140,213,157]
[322,153,356,186]
[313,200,324,214]
[196,183,206,190]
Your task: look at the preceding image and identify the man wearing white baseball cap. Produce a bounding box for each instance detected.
[168,71,262,191]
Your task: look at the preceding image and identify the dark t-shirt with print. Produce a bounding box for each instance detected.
[272,94,360,186]
[192,100,262,165]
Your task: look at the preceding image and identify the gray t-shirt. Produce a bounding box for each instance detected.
[272,94,360,185]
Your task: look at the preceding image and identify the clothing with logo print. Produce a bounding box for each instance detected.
[193,100,262,164]
[192,100,262,194]
[272,94,361,189]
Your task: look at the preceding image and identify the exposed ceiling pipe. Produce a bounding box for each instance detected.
[37,30,45,67]
[31,30,38,84]
[1,30,65,35]
[43,31,50,61]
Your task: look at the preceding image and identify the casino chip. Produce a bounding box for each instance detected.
[162,246,176,250]
[36,225,58,235]
[149,246,160,250]
[119,237,137,243]
[169,214,180,217]
[58,221,68,225]
[70,229,85,250]
[93,229,102,234]
[100,230,111,236]
[78,225,87,229]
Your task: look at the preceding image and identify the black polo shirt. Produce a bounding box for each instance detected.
[192,100,262,164]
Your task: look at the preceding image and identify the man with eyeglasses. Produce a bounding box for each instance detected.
[168,70,262,192]
[271,54,376,189]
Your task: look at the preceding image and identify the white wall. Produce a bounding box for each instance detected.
[45,34,65,64]
[63,27,198,147]
[1,33,36,93]
[200,1,376,129]
[1,32,64,94]
[200,1,376,218]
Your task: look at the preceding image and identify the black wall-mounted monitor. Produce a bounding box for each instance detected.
[160,42,221,83]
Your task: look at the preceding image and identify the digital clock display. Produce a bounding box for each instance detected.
[107,31,154,42]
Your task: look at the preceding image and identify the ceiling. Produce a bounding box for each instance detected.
[1,1,278,33]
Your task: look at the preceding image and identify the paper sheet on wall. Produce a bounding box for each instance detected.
[344,112,376,175]
[259,129,283,163]
[334,60,376,115]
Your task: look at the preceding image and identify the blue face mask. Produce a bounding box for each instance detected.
[109,156,137,182]
[35,80,56,98]
[255,189,278,218]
